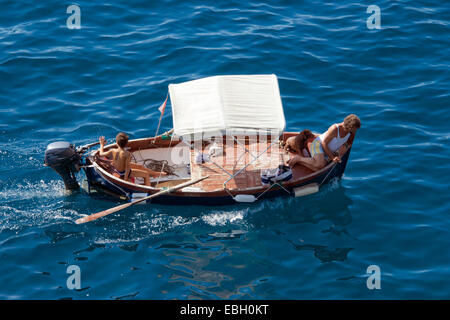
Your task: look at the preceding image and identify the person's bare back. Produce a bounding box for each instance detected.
[111,148,130,172]
[98,134,131,179]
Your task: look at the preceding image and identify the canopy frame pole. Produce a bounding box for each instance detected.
[256,181,291,200]
[209,158,234,178]
[222,135,281,190]
[191,139,235,178]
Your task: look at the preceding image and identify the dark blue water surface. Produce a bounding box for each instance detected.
[0,0,449,299]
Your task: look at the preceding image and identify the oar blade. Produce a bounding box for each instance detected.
[75,202,131,224]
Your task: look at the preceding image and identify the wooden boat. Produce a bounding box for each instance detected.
[81,133,351,205]
[44,75,353,206]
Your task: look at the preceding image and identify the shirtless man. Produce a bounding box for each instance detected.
[98,132,166,186]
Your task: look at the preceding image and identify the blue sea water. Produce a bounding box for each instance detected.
[0,0,449,299]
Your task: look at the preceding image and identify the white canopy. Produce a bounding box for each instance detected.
[168,74,286,140]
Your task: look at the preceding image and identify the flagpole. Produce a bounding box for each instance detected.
[155,111,163,137]
[155,93,168,137]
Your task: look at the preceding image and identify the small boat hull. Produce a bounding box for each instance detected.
[83,145,351,206]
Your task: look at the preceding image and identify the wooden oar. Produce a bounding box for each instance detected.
[75,176,209,224]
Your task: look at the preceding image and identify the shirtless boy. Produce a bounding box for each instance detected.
[98,132,166,186]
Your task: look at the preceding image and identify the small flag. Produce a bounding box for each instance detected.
[158,94,168,114]
[155,93,168,137]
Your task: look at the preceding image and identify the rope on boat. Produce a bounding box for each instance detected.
[319,161,338,187]
[143,159,179,177]
[133,129,178,184]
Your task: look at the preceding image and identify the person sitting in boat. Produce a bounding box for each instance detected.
[98,132,166,186]
[283,129,316,157]
[287,114,361,171]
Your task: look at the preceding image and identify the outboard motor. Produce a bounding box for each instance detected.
[44,141,81,190]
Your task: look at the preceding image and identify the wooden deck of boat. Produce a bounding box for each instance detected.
[189,140,314,192]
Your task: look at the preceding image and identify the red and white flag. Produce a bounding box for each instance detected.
[155,93,168,136]
[158,94,168,115]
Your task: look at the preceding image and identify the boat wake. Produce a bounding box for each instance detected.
[0,179,80,232]
[201,210,246,226]
[0,179,66,203]
[0,174,344,244]
[0,204,77,232]
[92,208,248,244]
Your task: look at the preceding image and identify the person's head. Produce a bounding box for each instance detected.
[285,129,314,153]
[343,114,361,134]
[116,132,129,148]
[284,136,298,153]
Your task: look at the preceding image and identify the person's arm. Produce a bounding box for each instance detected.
[98,136,113,158]
[287,154,298,166]
[321,126,341,163]
[340,131,356,155]
[346,131,356,147]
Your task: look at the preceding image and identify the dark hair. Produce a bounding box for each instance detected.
[344,114,361,130]
[295,129,315,151]
[116,132,129,148]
